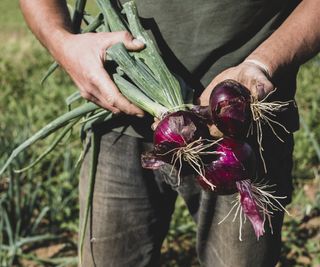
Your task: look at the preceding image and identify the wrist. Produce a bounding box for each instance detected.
[245,47,288,81]
[243,59,273,80]
[44,29,75,62]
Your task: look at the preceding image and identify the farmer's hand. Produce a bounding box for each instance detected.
[19,1,144,116]
[55,31,145,116]
[199,60,275,106]
[199,60,275,137]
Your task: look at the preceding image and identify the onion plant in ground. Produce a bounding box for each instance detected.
[294,55,320,179]
[278,55,320,267]
[0,38,81,266]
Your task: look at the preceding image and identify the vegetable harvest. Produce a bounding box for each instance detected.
[193,80,291,239]
[209,80,252,139]
[196,137,288,240]
[0,0,294,262]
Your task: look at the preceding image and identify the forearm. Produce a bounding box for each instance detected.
[246,0,320,78]
[19,0,73,58]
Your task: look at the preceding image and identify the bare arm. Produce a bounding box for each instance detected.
[20,0,145,116]
[200,0,320,103]
[246,0,320,79]
[19,1,73,57]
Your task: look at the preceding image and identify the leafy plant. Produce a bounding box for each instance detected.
[0,25,80,266]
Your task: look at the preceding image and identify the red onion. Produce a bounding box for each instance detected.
[196,138,266,239]
[142,110,210,172]
[197,138,256,194]
[153,111,209,154]
[209,79,251,139]
[236,180,264,239]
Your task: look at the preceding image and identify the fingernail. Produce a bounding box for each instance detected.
[137,113,144,118]
[132,39,144,46]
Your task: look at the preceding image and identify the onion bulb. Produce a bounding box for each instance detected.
[209,80,251,139]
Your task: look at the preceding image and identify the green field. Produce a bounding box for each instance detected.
[0,1,319,266]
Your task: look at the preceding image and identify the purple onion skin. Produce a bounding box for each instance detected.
[236,181,264,239]
[141,152,166,170]
[197,138,256,194]
[142,111,210,171]
[209,79,251,139]
[190,105,213,124]
[153,110,210,155]
[196,138,264,239]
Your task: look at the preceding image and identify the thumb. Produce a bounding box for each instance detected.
[104,31,145,50]
[120,31,145,50]
[125,38,145,50]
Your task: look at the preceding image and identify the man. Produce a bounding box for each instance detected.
[20,0,320,266]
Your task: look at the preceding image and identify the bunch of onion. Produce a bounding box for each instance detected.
[197,138,289,240]
[0,0,220,262]
[110,53,219,190]
[195,80,291,240]
[1,0,289,258]
[207,79,294,172]
[104,2,225,190]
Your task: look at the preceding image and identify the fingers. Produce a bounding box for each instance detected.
[100,31,145,52]
[88,66,144,116]
[254,79,274,100]
[151,118,160,131]
[117,31,145,50]
[95,32,145,115]
[96,32,145,115]
[239,65,274,97]
[241,60,275,99]
[199,87,212,106]
[208,124,223,138]
[58,32,146,117]
[77,82,121,114]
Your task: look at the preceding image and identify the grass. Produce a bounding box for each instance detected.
[0,0,319,266]
[0,1,25,32]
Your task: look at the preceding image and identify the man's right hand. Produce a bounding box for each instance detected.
[20,0,145,116]
[54,31,145,116]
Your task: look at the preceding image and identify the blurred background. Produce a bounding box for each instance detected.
[0,0,319,266]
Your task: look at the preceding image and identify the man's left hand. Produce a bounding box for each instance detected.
[199,60,275,106]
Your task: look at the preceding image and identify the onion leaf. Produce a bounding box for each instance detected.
[123,1,184,107]
[0,102,99,176]
[113,73,168,118]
